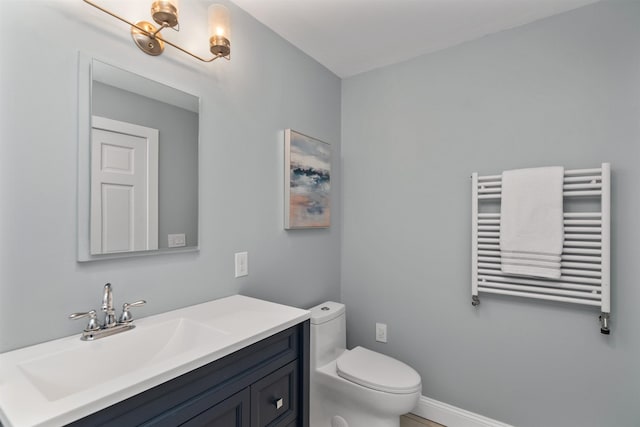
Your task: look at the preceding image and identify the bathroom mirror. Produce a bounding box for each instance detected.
[77,56,199,261]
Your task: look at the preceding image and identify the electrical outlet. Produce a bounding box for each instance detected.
[375,323,387,343]
[235,252,248,278]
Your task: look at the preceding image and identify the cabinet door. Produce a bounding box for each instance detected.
[251,361,298,427]
[181,388,250,427]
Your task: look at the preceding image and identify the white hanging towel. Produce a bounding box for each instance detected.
[500,166,564,279]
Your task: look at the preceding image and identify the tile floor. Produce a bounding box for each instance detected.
[400,413,446,427]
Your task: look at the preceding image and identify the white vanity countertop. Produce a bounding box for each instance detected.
[0,295,310,427]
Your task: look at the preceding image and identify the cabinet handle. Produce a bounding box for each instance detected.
[274,398,283,409]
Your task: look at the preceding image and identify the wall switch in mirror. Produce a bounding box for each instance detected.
[168,234,186,248]
[235,252,248,278]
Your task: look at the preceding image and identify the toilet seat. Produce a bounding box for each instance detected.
[336,346,421,394]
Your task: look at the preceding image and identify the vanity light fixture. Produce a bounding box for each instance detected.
[83,0,231,62]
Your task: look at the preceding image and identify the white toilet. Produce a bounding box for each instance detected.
[309,301,421,427]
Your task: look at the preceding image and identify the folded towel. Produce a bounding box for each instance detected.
[500,166,564,279]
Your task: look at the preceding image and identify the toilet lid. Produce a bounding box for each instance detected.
[336,346,421,394]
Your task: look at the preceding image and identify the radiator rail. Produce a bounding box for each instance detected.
[471,163,611,334]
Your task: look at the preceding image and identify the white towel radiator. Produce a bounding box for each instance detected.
[471,163,611,334]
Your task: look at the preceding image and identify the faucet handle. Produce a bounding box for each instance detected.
[69,310,100,331]
[119,300,146,324]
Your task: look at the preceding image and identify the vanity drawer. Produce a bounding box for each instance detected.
[250,361,298,427]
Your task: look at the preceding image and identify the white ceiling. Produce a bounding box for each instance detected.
[230,0,598,78]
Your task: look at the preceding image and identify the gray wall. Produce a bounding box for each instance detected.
[341,1,640,426]
[92,81,199,249]
[0,0,341,352]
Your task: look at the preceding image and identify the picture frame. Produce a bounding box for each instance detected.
[284,129,331,229]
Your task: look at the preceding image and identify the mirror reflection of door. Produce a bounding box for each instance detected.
[77,57,200,261]
[90,116,159,254]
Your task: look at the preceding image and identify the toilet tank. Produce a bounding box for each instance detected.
[309,301,346,369]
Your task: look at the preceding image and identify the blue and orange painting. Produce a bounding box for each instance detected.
[286,130,330,228]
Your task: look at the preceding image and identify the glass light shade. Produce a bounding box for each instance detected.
[208,4,231,57]
[208,4,231,40]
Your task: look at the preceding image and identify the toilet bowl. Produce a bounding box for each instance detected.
[309,302,421,427]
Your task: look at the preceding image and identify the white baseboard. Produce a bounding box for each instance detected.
[411,395,513,427]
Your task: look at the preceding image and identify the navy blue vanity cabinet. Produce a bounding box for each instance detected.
[181,388,251,426]
[68,321,310,427]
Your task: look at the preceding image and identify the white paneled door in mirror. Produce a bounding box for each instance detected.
[90,117,159,255]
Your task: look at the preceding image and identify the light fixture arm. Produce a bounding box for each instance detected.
[151,23,169,38]
[83,0,230,62]
[160,32,227,63]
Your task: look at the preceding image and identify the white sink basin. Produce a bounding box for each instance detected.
[18,318,228,401]
[0,295,310,427]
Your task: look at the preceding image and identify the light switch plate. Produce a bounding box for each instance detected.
[168,233,186,248]
[235,252,248,278]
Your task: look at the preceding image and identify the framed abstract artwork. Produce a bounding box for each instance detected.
[284,129,331,229]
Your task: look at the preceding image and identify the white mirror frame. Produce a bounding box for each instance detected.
[77,52,201,262]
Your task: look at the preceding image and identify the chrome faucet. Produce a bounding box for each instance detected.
[70,283,146,341]
[102,283,117,328]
